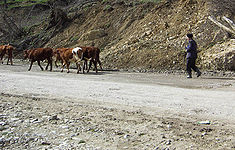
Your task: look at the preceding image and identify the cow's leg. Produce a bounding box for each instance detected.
[37,61,44,71]
[94,61,98,73]
[82,61,86,74]
[9,51,13,65]
[0,55,3,64]
[55,59,59,68]
[61,63,64,72]
[66,62,70,73]
[85,60,88,70]
[98,59,102,70]
[6,52,12,65]
[76,62,81,74]
[61,61,65,72]
[49,58,52,71]
[28,61,33,71]
[45,60,49,70]
[45,58,52,71]
[7,57,9,65]
[87,60,93,73]
[10,56,13,65]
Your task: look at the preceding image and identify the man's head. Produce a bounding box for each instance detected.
[187,33,193,39]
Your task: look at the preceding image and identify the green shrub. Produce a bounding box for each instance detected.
[139,0,161,3]
[102,0,110,4]
[1,0,49,10]
[70,36,79,42]
[103,4,112,11]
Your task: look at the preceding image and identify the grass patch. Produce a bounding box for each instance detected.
[103,4,112,11]
[206,42,217,49]
[0,0,49,10]
[139,0,161,3]
[102,0,110,4]
[70,36,79,42]
[82,3,94,11]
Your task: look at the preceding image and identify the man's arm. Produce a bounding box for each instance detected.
[185,41,193,52]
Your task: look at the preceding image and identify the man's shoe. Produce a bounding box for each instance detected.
[197,71,201,77]
[187,75,192,78]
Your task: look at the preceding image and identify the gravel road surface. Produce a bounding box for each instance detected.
[0,62,235,149]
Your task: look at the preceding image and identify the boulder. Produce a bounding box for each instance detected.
[200,39,235,71]
[80,29,107,41]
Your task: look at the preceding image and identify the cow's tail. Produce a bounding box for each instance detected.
[96,48,103,70]
[50,48,54,57]
[47,48,54,62]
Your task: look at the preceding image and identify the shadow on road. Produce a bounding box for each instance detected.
[202,77,235,81]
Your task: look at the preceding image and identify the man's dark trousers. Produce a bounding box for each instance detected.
[186,58,199,75]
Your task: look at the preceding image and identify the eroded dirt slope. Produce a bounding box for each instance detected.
[45,0,235,71]
[1,0,235,71]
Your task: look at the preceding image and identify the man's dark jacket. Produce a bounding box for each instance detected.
[185,39,197,59]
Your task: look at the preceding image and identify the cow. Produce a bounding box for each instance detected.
[59,47,83,73]
[80,46,103,73]
[53,48,65,68]
[23,48,53,71]
[0,44,14,65]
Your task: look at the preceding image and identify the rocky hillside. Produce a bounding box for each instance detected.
[0,0,235,71]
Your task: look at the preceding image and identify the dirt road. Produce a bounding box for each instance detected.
[0,62,235,149]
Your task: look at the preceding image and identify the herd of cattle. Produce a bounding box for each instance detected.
[0,44,103,74]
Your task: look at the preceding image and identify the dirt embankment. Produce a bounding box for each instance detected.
[45,0,235,71]
[1,0,235,71]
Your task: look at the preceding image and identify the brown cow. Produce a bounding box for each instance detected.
[0,44,14,65]
[24,48,53,71]
[80,46,102,73]
[53,48,65,68]
[59,47,83,73]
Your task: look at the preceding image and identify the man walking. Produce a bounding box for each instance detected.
[185,33,201,78]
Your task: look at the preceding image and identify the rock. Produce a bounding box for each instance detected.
[64,119,69,123]
[14,137,20,142]
[0,126,8,131]
[78,140,86,144]
[49,115,60,121]
[81,29,107,41]
[0,137,5,146]
[161,134,166,139]
[10,118,20,122]
[30,118,38,123]
[0,122,6,126]
[61,125,69,129]
[198,120,211,125]
[51,131,57,135]
[166,125,172,129]
[165,139,172,145]
[124,134,130,139]
[41,141,51,145]
[26,137,35,143]
[70,134,76,137]
[201,132,207,136]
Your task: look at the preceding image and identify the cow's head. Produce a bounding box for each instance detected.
[5,45,15,51]
[52,49,59,57]
[23,50,30,59]
[72,47,83,57]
